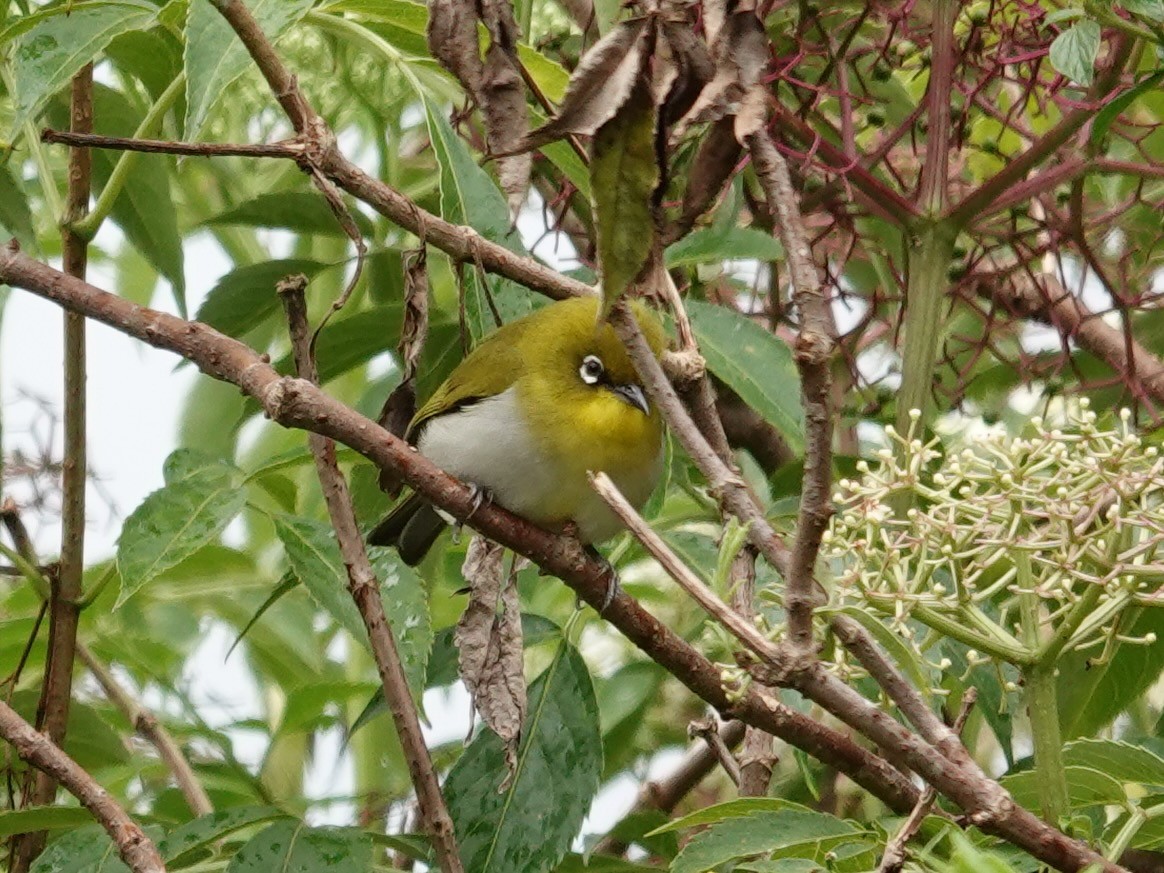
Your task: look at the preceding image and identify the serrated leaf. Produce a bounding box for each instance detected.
[649,798,795,835]
[1049,20,1101,86]
[445,639,602,873]
[686,300,804,453]
[163,448,238,487]
[116,459,246,606]
[184,0,316,139]
[423,97,534,340]
[1122,0,1164,20]
[1063,739,1164,788]
[195,259,326,338]
[0,162,35,248]
[8,2,157,131]
[592,79,658,312]
[671,809,858,873]
[0,806,93,839]
[225,821,372,873]
[204,191,376,237]
[369,545,432,701]
[664,226,782,268]
[159,807,287,866]
[30,825,130,873]
[274,515,369,642]
[1001,765,1127,810]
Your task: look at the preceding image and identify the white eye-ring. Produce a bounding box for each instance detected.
[579,354,604,385]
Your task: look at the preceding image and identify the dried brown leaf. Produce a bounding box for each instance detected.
[670,115,742,241]
[427,0,484,91]
[482,43,532,217]
[733,82,768,143]
[656,22,714,126]
[517,18,650,153]
[674,10,768,137]
[377,249,428,495]
[456,537,526,775]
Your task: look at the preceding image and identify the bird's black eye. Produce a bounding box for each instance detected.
[579,354,604,385]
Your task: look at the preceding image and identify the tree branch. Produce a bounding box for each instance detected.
[76,641,213,818]
[0,699,165,873]
[746,130,835,655]
[0,244,920,819]
[277,277,463,873]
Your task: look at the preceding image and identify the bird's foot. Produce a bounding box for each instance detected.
[584,544,620,613]
[465,484,494,522]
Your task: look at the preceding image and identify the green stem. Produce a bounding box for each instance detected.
[1017,552,1069,823]
[866,598,1035,665]
[72,74,184,241]
[1034,582,1103,665]
[896,222,956,431]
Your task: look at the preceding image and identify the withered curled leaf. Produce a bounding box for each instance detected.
[482,42,533,217]
[675,10,768,137]
[455,537,526,777]
[516,18,650,153]
[656,22,715,126]
[426,0,484,91]
[671,116,742,242]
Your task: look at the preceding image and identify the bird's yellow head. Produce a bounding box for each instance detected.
[519,296,666,462]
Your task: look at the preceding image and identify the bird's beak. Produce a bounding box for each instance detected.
[610,383,650,415]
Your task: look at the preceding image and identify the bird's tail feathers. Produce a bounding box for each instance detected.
[368,492,448,566]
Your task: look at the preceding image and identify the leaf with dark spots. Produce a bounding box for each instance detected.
[517,18,649,153]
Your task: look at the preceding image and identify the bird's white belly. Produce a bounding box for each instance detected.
[416,388,560,522]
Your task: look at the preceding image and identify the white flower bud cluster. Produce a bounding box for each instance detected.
[825,405,1164,662]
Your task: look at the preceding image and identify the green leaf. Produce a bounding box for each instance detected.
[422,97,534,341]
[1060,608,1164,737]
[686,300,805,453]
[369,545,432,700]
[78,86,185,312]
[1090,72,1164,147]
[1121,0,1164,20]
[225,821,372,873]
[30,826,129,873]
[649,798,796,835]
[0,806,94,839]
[184,0,316,139]
[1001,765,1127,810]
[8,1,158,131]
[269,305,401,384]
[195,259,326,338]
[1063,739,1164,788]
[1049,20,1101,86]
[164,448,238,487]
[670,809,859,873]
[274,515,369,642]
[159,807,287,866]
[116,456,246,606]
[204,191,376,237]
[445,640,602,873]
[591,79,657,313]
[0,162,35,248]
[665,227,783,269]
[7,694,129,774]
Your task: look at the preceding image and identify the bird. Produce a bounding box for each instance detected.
[369,296,667,565]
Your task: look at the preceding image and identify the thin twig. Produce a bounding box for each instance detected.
[76,642,213,817]
[590,472,783,664]
[878,690,978,873]
[276,276,464,873]
[0,699,165,873]
[689,717,741,785]
[14,64,94,873]
[41,129,307,159]
[746,130,835,655]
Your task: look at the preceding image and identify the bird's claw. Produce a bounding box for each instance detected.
[466,485,494,521]
[583,544,620,613]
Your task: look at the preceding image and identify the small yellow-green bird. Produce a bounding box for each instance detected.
[369,296,667,564]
